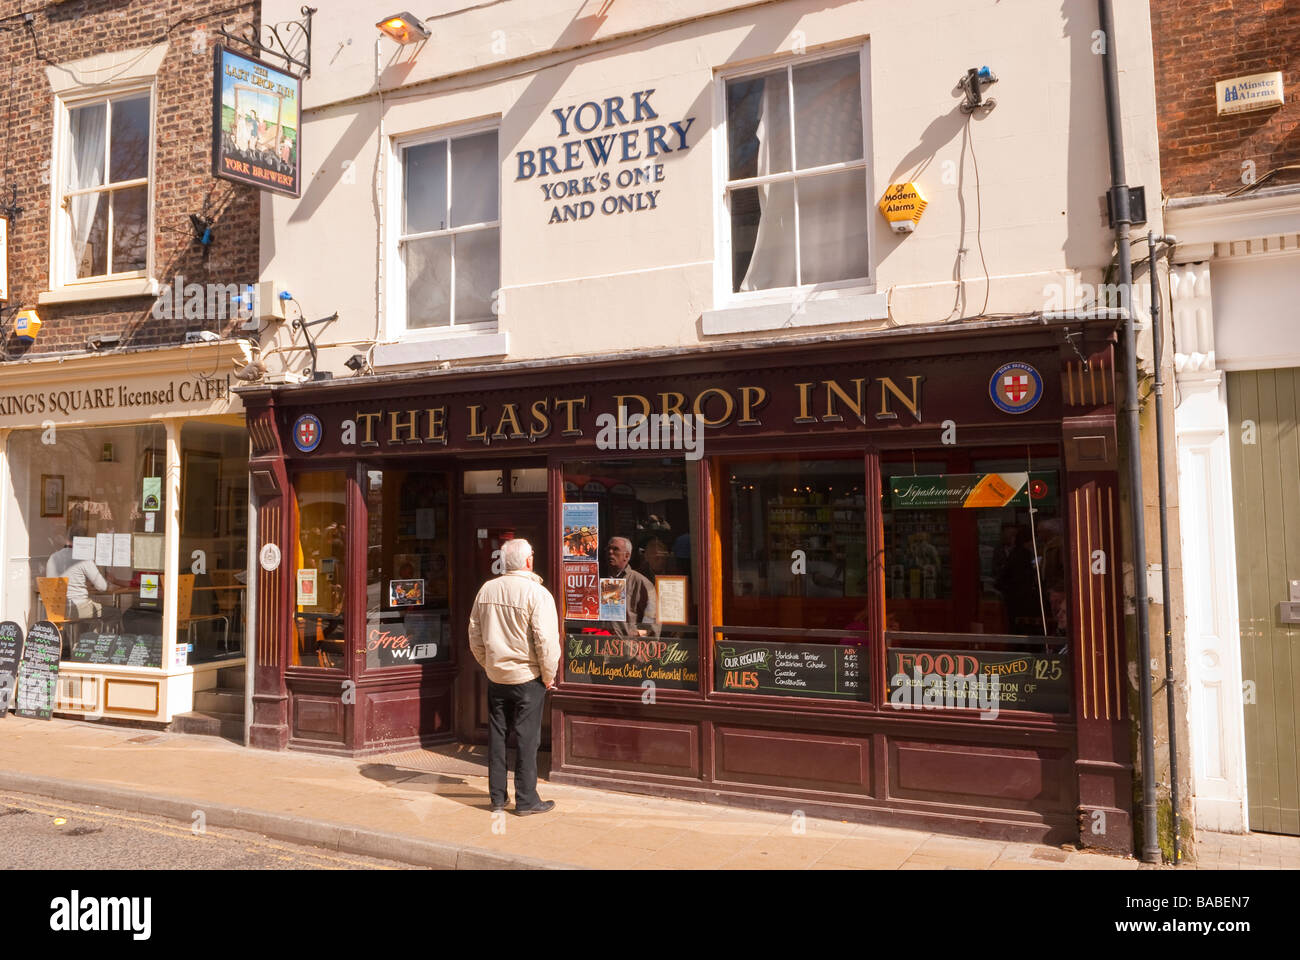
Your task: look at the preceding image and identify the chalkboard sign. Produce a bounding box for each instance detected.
[69,633,163,669]
[714,640,867,700]
[565,633,699,689]
[887,647,1071,714]
[0,621,22,716]
[16,620,62,720]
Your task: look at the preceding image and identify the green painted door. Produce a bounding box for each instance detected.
[1227,368,1300,835]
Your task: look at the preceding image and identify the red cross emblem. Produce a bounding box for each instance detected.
[293,414,323,452]
[1003,374,1030,402]
[298,420,317,445]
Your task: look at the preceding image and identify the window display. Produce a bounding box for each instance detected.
[560,459,700,689]
[7,424,168,661]
[292,470,347,669]
[365,469,451,669]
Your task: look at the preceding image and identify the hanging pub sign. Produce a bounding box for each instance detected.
[0,216,8,302]
[212,46,302,197]
[888,472,1057,509]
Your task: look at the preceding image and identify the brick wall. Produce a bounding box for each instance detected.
[1152,0,1300,198]
[0,0,261,358]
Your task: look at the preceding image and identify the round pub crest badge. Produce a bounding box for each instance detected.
[293,414,323,453]
[990,362,1043,414]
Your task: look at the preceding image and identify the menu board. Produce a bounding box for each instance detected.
[715,640,868,700]
[0,621,22,715]
[68,633,164,669]
[887,647,1071,714]
[16,620,62,720]
[565,632,699,689]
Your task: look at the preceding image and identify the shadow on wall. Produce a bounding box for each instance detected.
[1061,0,1114,270]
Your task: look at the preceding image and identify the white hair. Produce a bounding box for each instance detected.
[607,536,632,552]
[502,538,534,571]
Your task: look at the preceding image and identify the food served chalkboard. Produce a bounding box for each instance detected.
[0,621,22,715]
[16,620,61,720]
[715,640,868,700]
[68,633,163,669]
[887,647,1071,714]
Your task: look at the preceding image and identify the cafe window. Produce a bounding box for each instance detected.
[364,469,451,669]
[723,49,869,294]
[6,424,169,665]
[560,459,701,691]
[717,455,870,701]
[179,421,249,664]
[881,446,1071,714]
[292,471,348,669]
[395,125,500,333]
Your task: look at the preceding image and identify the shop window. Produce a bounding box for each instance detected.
[364,469,451,669]
[881,447,1071,714]
[292,471,348,669]
[723,50,868,294]
[717,456,870,701]
[560,460,701,690]
[179,422,249,665]
[395,126,499,333]
[6,425,168,665]
[55,90,152,284]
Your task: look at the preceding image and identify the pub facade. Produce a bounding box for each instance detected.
[247,0,1167,851]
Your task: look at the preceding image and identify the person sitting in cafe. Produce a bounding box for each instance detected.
[46,525,123,632]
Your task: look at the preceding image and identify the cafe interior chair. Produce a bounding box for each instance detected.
[36,577,103,655]
[176,573,231,653]
[210,569,244,653]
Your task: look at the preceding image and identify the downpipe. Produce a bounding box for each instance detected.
[1097,0,1161,864]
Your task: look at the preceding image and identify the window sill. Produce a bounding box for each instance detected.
[39,277,159,305]
[373,331,508,366]
[702,290,887,336]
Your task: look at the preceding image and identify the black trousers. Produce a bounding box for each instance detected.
[486,677,546,809]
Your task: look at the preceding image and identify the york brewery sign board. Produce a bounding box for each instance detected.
[17,620,61,720]
[715,640,868,700]
[0,621,22,714]
[212,46,301,196]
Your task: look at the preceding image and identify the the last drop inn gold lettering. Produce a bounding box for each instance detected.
[345,375,925,447]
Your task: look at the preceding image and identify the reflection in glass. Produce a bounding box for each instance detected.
[293,471,347,669]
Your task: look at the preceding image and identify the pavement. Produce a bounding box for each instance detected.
[1,716,1294,870]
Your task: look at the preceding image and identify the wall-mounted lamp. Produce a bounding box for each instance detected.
[376,12,430,45]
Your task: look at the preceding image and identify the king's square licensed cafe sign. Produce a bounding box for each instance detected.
[0,374,236,429]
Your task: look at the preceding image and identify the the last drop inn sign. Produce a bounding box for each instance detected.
[278,349,1062,457]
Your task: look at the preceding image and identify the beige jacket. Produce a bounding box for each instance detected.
[467,570,561,686]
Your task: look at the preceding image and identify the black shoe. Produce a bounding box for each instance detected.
[514,800,555,816]
[490,799,508,813]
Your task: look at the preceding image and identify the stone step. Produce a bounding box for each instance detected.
[193,687,244,715]
[169,711,243,742]
[216,665,246,691]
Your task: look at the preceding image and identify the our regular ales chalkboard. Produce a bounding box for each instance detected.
[0,621,22,716]
[69,633,163,669]
[715,640,868,700]
[16,620,61,720]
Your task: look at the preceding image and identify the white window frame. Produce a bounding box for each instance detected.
[712,43,875,311]
[386,118,501,341]
[46,79,158,299]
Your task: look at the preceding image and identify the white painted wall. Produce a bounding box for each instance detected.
[257,0,1163,376]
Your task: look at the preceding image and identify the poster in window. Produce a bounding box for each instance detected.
[142,477,162,512]
[390,579,425,607]
[599,578,627,620]
[296,568,318,606]
[655,575,688,625]
[563,561,600,621]
[562,502,599,559]
[212,46,302,197]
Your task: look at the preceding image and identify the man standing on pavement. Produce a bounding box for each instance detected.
[467,538,560,815]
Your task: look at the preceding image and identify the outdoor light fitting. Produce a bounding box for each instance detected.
[376,12,430,45]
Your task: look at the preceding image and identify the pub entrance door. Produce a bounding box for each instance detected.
[454,489,551,746]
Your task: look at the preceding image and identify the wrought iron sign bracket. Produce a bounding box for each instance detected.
[218,5,318,78]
